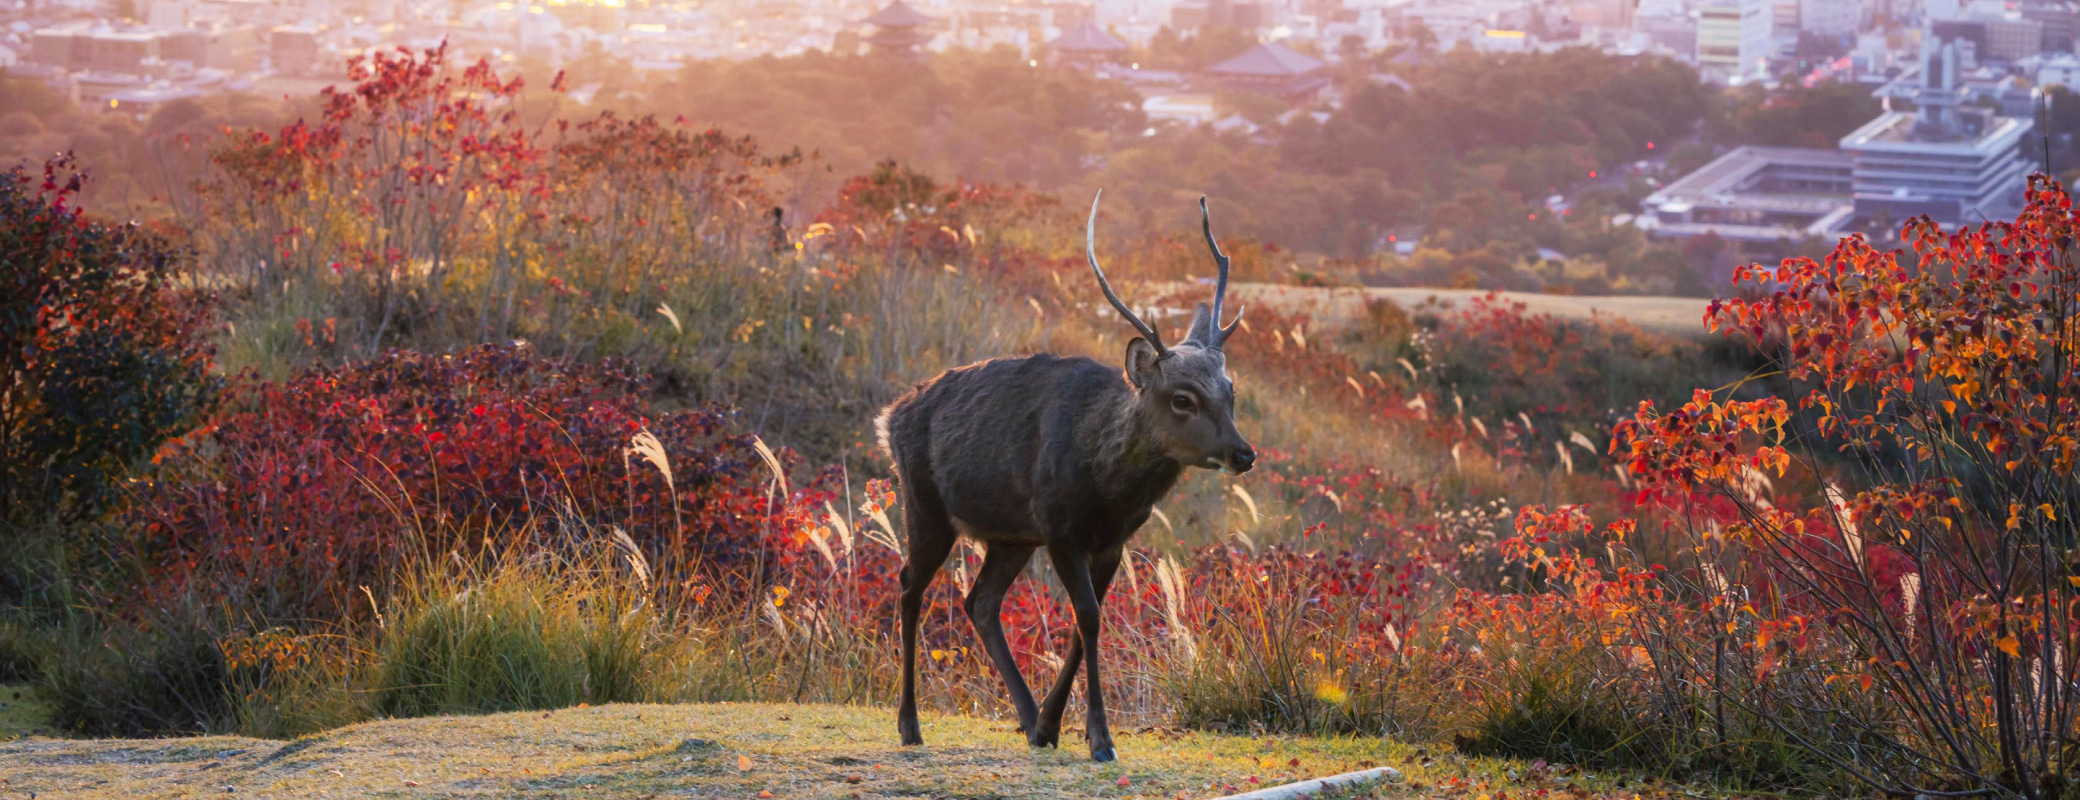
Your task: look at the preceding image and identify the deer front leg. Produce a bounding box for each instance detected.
[965,543,1040,735]
[1039,546,1120,761]
[896,507,957,747]
[1032,548,1120,748]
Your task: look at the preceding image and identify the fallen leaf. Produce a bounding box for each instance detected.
[738,755,754,771]
[403,780,421,787]
[1118,776,1133,787]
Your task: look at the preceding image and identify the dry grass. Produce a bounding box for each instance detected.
[1212,284,1712,337]
[0,693,1764,800]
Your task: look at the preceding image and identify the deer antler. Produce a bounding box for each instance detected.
[1087,191,1167,356]
[1199,196,1244,350]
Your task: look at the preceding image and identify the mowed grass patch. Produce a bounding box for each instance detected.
[0,700,1759,800]
[0,683,51,739]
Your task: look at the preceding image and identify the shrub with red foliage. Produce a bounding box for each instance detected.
[126,344,821,620]
[0,155,217,524]
[813,160,1065,285]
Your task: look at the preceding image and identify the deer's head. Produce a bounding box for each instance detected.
[1088,192,1256,474]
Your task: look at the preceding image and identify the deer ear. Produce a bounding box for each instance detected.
[1123,337,1162,389]
[1183,302,1214,346]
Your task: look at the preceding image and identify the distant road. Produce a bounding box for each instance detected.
[1213,284,1715,336]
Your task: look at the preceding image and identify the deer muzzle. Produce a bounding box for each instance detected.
[1224,445,1257,475]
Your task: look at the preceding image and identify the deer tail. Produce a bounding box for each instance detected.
[873,406,895,461]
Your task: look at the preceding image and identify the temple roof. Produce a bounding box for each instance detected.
[1208,42,1325,77]
[1049,19,1128,53]
[864,0,931,28]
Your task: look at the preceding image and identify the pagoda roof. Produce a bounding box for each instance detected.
[864,0,931,28]
[1208,42,1325,77]
[1049,19,1128,52]
[1387,47,1431,67]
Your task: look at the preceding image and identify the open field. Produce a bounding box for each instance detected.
[0,690,1750,800]
[1211,285,1714,336]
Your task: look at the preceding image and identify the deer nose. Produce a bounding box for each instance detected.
[1230,446,1256,473]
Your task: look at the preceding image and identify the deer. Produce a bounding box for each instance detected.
[874,190,1255,762]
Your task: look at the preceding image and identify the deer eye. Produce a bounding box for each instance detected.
[1171,393,1195,413]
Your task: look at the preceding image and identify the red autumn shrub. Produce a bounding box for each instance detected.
[125,343,821,620]
[0,155,217,525]
[1591,176,2080,795]
[812,159,1067,286]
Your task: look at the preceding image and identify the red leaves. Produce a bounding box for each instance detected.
[122,344,796,621]
[2,157,219,522]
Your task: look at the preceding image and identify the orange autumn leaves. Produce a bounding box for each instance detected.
[1557,175,2080,794]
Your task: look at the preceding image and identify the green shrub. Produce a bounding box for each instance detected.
[1458,658,1639,768]
[35,596,237,736]
[0,616,46,683]
[0,156,217,526]
[368,547,676,718]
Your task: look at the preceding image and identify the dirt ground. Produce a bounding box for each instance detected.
[0,694,1754,800]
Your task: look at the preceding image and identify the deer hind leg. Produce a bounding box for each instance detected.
[964,542,1039,735]
[896,479,957,747]
[1033,547,1122,760]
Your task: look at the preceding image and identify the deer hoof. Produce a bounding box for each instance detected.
[1089,745,1116,762]
[898,719,924,746]
[1027,730,1059,748]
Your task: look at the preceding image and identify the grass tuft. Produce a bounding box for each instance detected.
[369,545,676,719]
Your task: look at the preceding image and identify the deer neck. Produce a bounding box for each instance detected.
[1090,391,1184,506]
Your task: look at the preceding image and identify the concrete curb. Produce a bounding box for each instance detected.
[1205,766,1401,800]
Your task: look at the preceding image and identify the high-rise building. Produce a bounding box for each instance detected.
[1698,0,1773,82]
[1981,15,2045,60]
[1799,0,1860,36]
[1565,0,1633,29]
[1773,0,1802,50]
[2021,0,2080,51]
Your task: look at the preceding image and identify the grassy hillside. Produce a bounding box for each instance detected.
[0,691,1745,800]
[15,43,2080,798]
[1220,285,1713,336]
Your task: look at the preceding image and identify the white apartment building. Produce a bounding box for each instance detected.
[1698,0,1772,83]
[1799,0,1860,37]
